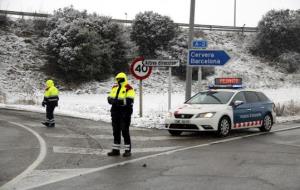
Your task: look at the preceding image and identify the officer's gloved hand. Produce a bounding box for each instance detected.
[42,101,46,107]
[126,98,134,106]
[107,97,114,105]
[116,99,125,106]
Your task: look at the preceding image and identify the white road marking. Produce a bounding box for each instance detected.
[53,146,181,155]
[4,123,300,190]
[6,168,94,190]
[12,125,300,190]
[84,125,150,131]
[26,123,150,131]
[44,133,189,141]
[93,135,189,141]
[0,121,47,190]
[273,143,300,148]
[45,133,86,139]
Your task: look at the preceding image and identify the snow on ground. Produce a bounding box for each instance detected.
[1,87,300,128]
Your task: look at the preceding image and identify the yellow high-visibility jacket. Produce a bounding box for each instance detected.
[108,72,135,108]
[43,80,59,106]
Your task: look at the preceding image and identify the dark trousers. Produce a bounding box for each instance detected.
[46,104,56,123]
[111,111,132,151]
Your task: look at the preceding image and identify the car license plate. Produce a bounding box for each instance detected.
[175,120,190,124]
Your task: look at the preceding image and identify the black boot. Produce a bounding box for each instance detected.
[123,150,131,157]
[41,122,49,127]
[107,149,120,156]
[48,123,55,128]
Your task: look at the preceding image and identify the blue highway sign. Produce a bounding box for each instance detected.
[188,50,231,66]
[192,40,207,49]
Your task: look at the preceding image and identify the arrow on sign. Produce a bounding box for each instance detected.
[188,50,231,66]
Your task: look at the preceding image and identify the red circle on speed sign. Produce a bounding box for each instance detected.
[130,57,152,80]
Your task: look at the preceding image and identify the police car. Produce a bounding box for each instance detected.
[165,78,276,137]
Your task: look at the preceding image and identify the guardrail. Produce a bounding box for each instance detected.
[0,10,50,18]
[1,9,258,33]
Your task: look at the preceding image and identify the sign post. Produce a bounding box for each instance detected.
[130,57,152,117]
[168,67,172,110]
[185,0,196,101]
[143,59,180,110]
[192,39,208,92]
[139,80,143,117]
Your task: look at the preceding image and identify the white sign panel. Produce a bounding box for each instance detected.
[143,59,180,67]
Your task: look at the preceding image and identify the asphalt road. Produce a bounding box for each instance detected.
[0,108,300,190]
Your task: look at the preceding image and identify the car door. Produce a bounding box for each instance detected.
[244,91,263,125]
[256,91,272,119]
[231,91,251,128]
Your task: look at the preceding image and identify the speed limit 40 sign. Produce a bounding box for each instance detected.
[130,57,152,80]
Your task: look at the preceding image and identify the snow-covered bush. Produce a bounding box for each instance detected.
[277,52,300,73]
[11,19,34,37]
[46,6,88,32]
[45,12,128,82]
[0,91,6,103]
[251,9,300,59]
[130,11,177,58]
[0,15,10,29]
[274,103,285,116]
[33,18,48,37]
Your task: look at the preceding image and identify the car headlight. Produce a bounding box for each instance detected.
[195,112,215,118]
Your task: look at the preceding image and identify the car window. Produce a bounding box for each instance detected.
[186,91,234,104]
[244,91,260,103]
[231,92,246,103]
[256,92,270,102]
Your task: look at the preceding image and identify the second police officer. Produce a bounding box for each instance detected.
[107,72,135,157]
[42,79,59,127]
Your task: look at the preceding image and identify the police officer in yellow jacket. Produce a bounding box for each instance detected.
[42,80,59,128]
[107,72,135,157]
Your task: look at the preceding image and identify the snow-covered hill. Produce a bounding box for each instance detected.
[1,29,300,127]
[0,30,46,103]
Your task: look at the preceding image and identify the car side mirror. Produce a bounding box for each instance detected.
[233,100,244,107]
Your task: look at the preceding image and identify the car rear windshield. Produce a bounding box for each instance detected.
[186,91,234,104]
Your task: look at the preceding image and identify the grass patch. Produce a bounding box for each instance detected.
[275,100,300,116]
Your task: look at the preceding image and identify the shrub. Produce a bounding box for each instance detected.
[130,11,177,58]
[0,91,6,104]
[277,52,300,73]
[274,103,285,116]
[0,14,10,29]
[275,100,300,116]
[12,19,34,37]
[45,14,128,82]
[46,6,88,31]
[33,18,48,37]
[251,9,300,59]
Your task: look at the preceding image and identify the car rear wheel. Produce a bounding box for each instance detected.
[259,114,273,132]
[168,130,182,136]
[216,117,231,137]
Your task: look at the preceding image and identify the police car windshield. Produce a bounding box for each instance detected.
[186,91,234,104]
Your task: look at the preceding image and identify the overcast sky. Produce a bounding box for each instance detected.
[0,0,299,26]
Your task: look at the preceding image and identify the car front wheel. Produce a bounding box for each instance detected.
[216,117,231,137]
[259,114,273,132]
